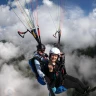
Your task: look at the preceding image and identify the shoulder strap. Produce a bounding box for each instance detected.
[33,56,44,67]
[33,56,41,62]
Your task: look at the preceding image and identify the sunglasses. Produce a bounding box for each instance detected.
[39,49,45,53]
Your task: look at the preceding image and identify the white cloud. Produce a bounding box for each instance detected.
[79,57,96,79]
[0,5,18,26]
[0,64,48,96]
[0,42,19,61]
[0,1,96,96]
[11,0,31,8]
[61,7,96,49]
[91,8,96,19]
[1,1,96,50]
[65,53,96,84]
[43,0,53,7]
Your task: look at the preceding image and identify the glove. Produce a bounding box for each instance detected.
[44,76,51,84]
[44,53,48,57]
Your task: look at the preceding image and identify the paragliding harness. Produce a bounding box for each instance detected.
[53,29,68,95]
[29,56,44,78]
[18,26,47,78]
[53,29,66,74]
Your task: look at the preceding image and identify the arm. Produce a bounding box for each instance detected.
[59,53,67,74]
[60,52,65,64]
[34,59,45,78]
[34,59,52,84]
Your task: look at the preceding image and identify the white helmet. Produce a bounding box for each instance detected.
[49,47,60,55]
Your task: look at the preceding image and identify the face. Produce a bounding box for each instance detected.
[50,54,58,63]
[38,49,45,55]
[41,48,45,53]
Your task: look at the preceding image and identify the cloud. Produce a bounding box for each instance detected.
[65,53,96,85]
[0,5,18,27]
[43,0,53,7]
[0,42,19,61]
[61,7,96,50]
[0,64,48,96]
[1,1,96,50]
[34,4,96,50]
[79,56,96,79]
[0,1,96,96]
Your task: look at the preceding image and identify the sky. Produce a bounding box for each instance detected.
[0,0,96,96]
[64,0,95,12]
[0,0,95,13]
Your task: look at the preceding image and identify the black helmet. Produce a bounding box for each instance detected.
[37,44,46,51]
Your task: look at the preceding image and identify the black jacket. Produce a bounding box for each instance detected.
[43,59,66,88]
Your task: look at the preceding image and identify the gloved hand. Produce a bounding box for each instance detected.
[44,76,51,84]
[44,53,48,57]
[48,64,53,72]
